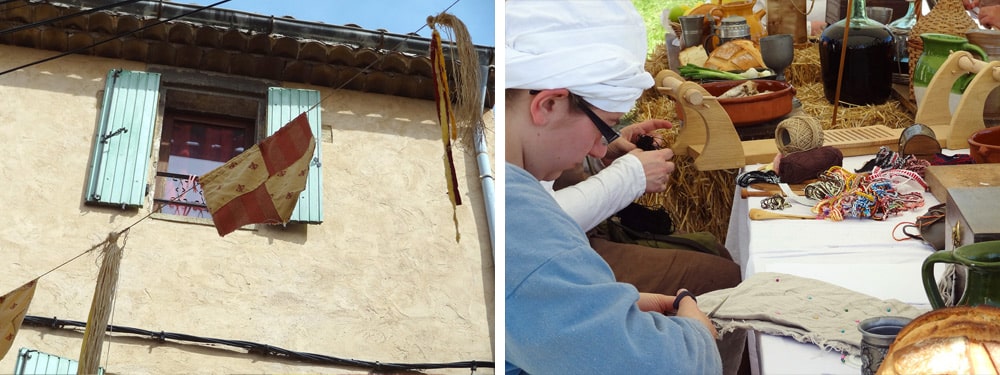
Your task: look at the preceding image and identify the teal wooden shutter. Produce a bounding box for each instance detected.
[85,69,160,208]
[13,348,104,375]
[267,88,323,224]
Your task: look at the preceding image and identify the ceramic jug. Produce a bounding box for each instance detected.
[922,240,1000,309]
[707,0,765,48]
[913,33,988,112]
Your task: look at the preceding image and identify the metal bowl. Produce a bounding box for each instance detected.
[698,79,796,127]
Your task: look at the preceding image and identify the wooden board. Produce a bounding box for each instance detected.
[925,164,1000,203]
[892,83,917,115]
[689,124,952,165]
[823,125,898,149]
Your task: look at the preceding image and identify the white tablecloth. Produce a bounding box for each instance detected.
[724,152,958,374]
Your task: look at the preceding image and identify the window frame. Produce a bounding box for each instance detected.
[153,110,257,219]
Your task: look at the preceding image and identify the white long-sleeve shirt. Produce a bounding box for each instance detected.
[541,154,646,231]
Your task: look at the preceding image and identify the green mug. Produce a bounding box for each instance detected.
[922,240,1000,309]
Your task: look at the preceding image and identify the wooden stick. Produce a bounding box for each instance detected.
[741,189,778,198]
[831,0,853,127]
[749,208,817,220]
[747,182,809,195]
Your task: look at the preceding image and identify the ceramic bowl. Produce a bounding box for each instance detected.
[969,126,1000,164]
[698,79,796,127]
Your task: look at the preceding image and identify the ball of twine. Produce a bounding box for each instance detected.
[775,115,824,155]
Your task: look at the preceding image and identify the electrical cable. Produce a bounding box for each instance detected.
[22,315,494,371]
[0,0,145,36]
[0,0,232,77]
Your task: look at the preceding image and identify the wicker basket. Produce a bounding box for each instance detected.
[907,0,979,103]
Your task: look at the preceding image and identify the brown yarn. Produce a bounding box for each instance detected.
[907,0,980,102]
[777,146,844,184]
[775,115,825,154]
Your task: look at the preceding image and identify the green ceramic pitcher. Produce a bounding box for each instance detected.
[922,240,1000,309]
[913,33,988,109]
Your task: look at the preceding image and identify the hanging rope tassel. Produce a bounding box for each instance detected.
[429,23,463,242]
[428,13,483,140]
[78,230,127,375]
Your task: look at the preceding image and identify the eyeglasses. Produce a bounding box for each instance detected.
[529,90,620,144]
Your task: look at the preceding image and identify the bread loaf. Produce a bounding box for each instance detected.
[679,45,709,67]
[704,39,766,72]
[878,306,1000,375]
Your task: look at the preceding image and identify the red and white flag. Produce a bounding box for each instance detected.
[201,113,316,236]
[0,280,37,360]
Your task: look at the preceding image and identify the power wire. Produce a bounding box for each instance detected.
[307,0,467,112]
[0,0,232,77]
[22,315,494,372]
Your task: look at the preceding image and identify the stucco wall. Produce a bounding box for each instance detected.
[0,44,495,374]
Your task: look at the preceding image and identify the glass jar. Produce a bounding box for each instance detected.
[888,0,918,80]
[818,0,895,106]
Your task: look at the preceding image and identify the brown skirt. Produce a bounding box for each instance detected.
[590,237,742,296]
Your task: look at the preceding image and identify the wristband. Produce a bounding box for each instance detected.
[672,290,696,310]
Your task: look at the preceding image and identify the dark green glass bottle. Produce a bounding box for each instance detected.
[819,0,895,106]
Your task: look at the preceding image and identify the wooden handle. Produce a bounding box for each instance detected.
[749,208,816,220]
[741,188,778,199]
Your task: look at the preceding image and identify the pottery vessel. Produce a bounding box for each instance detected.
[913,33,988,112]
[968,126,1000,164]
[923,240,1000,309]
[705,0,765,48]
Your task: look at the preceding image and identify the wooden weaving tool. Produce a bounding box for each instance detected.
[654,70,746,170]
[914,50,1000,149]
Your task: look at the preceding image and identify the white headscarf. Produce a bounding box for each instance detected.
[505,0,654,113]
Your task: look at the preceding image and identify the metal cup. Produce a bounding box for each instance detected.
[857,316,912,375]
[679,15,707,49]
[717,16,751,45]
[866,7,893,24]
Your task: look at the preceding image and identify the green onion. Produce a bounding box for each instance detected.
[678,64,745,81]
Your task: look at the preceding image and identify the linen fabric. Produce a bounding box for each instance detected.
[505,163,723,374]
[697,272,926,356]
[505,0,654,113]
[201,113,315,236]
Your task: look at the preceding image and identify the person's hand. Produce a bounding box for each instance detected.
[637,291,719,339]
[979,5,1000,29]
[630,148,676,193]
[637,292,672,313]
[671,289,719,339]
[602,119,673,164]
[965,0,981,10]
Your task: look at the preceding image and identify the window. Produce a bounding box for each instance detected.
[85,68,325,225]
[153,112,255,218]
[13,348,104,375]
